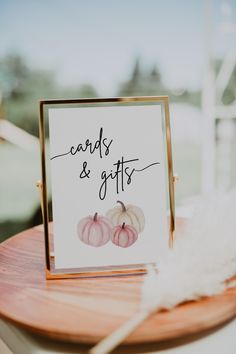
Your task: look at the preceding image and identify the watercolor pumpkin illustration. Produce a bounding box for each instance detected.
[77,212,112,247]
[106,200,145,233]
[111,222,138,248]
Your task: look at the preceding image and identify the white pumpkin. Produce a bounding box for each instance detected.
[106,200,145,233]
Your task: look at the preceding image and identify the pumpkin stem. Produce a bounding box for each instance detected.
[117,200,126,212]
[93,212,98,221]
[122,222,125,229]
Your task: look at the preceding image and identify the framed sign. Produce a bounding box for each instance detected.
[38,96,175,279]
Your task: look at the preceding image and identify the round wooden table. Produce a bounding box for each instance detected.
[0,222,236,352]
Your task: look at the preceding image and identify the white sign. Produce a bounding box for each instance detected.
[48,103,169,270]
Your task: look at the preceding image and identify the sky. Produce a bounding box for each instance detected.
[0,0,235,95]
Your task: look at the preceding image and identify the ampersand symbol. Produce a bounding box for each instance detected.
[79,161,91,179]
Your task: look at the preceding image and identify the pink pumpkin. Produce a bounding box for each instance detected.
[77,212,112,247]
[111,222,138,248]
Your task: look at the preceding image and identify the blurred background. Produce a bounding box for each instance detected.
[0,0,235,241]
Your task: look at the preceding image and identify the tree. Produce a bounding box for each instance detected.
[118,58,164,96]
[0,54,98,136]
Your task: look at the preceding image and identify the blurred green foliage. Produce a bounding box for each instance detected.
[214,59,236,105]
[0,54,98,136]
[118,58,201,106]
[2,54,235,140]
[0,55,202,137]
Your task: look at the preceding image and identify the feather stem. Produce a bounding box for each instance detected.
[88,309,150,354]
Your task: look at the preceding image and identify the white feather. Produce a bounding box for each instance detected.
[141,190,236,312]
[90,191,236,354]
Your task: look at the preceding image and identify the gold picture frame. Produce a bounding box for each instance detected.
[38,96,175,279]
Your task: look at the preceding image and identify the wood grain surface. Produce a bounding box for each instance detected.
[0,221,236,344]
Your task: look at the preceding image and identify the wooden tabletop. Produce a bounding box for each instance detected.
[0,221,236,345]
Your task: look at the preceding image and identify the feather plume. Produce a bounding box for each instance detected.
[89,191,236,354]
[145,190,236,312]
